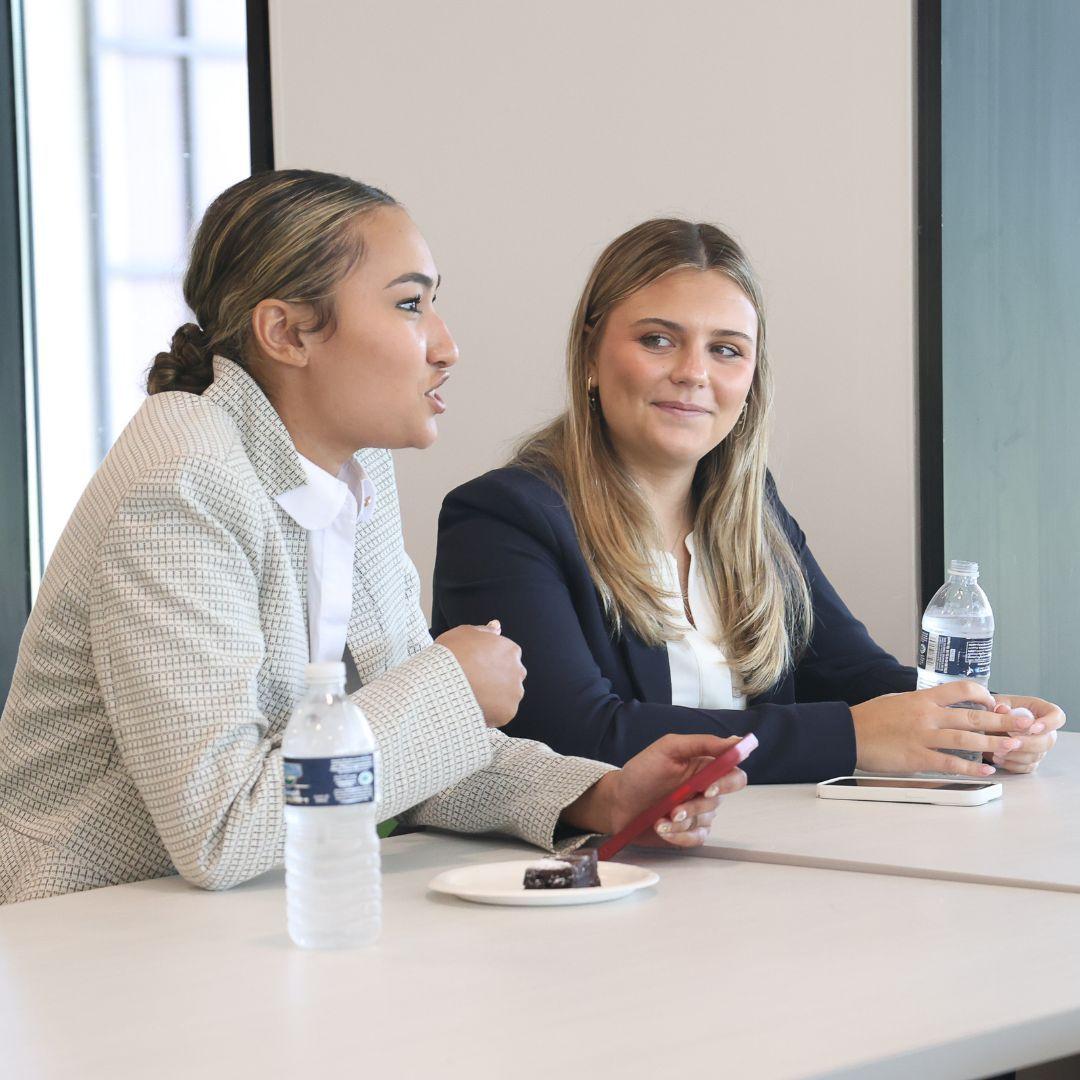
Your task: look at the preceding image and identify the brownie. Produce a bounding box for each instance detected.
[523,848,601,889]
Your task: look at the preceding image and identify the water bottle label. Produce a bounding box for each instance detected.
[283,755,376,807]
[918,631,993,679]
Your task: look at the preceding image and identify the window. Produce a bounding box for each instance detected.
[933,0,1078,718]
[22,0,251,576]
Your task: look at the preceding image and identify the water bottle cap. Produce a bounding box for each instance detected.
[948,559,979,578]
[305,661,346,686]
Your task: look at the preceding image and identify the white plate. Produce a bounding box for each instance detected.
[428,859,659,907]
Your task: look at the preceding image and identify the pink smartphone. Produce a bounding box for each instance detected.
[597,733,758,861]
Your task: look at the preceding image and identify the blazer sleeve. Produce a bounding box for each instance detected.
[767,476,918,704]
[90,460,494,891]
[400,731,615,852]
[434,475,858,784]
[395,541,615,849]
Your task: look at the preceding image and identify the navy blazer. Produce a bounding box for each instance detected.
[432,466,917,784]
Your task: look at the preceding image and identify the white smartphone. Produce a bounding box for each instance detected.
[816,776,1003,806]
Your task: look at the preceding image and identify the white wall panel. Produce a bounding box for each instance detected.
[269,0,918,660]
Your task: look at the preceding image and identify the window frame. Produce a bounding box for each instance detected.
[247,0,273,171]
[916,0,945,609]
[0,0,34,694]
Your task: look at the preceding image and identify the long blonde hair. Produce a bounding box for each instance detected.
[514,219,811,697]
[147,169,396,395]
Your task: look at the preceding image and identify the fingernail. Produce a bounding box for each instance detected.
[1004,739,1022,750]
[656,822,671,835]
[980,764,996,776]
[1030,722,1045,734]
[705,785,720,798]
[673,810,688,823]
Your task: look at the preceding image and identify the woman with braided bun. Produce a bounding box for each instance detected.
[0,171,746,903]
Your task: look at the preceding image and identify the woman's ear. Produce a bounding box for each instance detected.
[250,299,311,369]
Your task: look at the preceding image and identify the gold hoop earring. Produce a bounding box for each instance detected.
[732,402,748,436]
[587,375,599,414]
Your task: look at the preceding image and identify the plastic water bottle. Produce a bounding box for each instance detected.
[916,559,995,761]
[283,661,381,948]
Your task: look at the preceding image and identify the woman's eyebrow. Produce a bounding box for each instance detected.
[631,316,754,343]
[384,271,441,290]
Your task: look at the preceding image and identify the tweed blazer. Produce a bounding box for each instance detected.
[0,358,612,903]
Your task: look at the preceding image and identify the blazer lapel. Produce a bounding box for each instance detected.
[621,630,672,704]
[203,355,311,646]
[274,507,309,643]
[345,449,399,682]
[346,565,388,680]
[202,356,307,501]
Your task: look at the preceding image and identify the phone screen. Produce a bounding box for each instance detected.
[825,778,994,791]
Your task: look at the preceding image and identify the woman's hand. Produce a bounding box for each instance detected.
[986,695,1066,773]
[562,734,748,849]
[850,680,1035,776]
[435,620,525,728]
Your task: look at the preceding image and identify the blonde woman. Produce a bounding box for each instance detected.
[432,219,1064,782]
[0,178,744,904]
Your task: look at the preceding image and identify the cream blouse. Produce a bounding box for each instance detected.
[654,533,747,711]
[275,454,377,664]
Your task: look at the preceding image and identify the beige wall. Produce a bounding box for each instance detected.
[269,0,918,662]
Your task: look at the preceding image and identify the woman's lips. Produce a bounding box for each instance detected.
[425,373,450,414]
[652,401,710,417]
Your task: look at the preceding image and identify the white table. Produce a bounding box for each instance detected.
[2,831,1079,1080]
[694,731,1080,894]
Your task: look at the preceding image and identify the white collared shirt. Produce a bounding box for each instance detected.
[654,533,747,711]
[274,454,377,663]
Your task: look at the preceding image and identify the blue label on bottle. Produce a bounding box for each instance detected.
[918,631,993,679]
[283,754,376,807]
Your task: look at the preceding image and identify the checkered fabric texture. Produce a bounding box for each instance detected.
[0,358,613,903]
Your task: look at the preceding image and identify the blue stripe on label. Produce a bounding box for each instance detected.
[918,631,993,679]
[283,754,376,807]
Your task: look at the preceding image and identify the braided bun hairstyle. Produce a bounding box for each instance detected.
[147,169,396,395]
[147,322,214,395]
